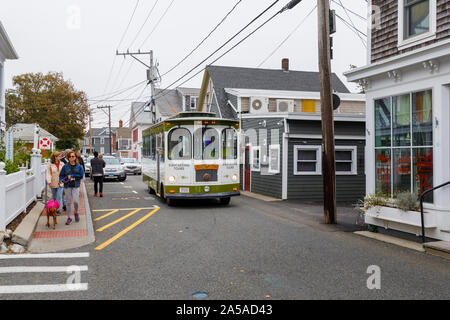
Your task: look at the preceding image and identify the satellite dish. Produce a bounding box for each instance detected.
[332,94,341,110]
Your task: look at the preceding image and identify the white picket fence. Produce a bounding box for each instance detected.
[0,149,48,231]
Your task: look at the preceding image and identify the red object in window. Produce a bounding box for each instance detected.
[133,129,139,142]
[133,152,138,160]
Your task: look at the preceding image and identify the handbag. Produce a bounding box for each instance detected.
[67,165,77,188]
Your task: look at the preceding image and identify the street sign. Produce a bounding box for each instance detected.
[5,129,13,161]
[39,137,51,150]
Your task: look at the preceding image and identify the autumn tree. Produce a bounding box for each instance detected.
[5,72,89,148]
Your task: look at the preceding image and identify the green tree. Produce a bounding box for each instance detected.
[5,72,89,145]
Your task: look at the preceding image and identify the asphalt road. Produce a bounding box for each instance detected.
[1,175,450,300]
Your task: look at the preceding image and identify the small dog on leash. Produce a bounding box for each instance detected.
[45,200,59,230]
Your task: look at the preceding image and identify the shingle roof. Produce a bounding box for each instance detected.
[131,101,152,125]
[207,65,351,119]
[10,123,58,141]
[154,89,183,117]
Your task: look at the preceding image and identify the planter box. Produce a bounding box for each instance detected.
[365,206,437,229]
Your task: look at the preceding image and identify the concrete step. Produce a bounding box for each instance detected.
[423,241,450,260]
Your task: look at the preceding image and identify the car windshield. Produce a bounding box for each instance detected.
[122,159,137,163]
[104,158,120,165]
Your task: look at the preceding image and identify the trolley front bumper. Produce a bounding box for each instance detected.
[166,191,240,200]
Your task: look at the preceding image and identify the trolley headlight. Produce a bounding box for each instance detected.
[232,174,238,182]
[168,176,176,184]
[204,186,210,192]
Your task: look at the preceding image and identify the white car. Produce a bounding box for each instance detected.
[101,156,127,182]
[120,158,142,175]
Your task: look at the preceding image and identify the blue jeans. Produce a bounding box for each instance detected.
[51,187,63,212]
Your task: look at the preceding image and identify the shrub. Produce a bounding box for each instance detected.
[395,191,419,212]
[363,193,388,210]
[4,160,19,174]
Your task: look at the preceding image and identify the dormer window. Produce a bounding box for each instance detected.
[190,97,199,110]
[398,0,436,49]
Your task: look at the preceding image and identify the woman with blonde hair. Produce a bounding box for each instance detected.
[46,151,64,215]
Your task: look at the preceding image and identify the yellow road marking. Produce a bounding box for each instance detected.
[112,197,140,201]
[92,207,155,212]
[94,209,119,222]
[96,209,142,232]
[95,207,160,251]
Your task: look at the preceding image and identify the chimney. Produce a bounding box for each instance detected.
[282,58,289,72]
[119,120,123,128]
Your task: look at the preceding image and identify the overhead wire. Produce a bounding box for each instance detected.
[161,0,244,77]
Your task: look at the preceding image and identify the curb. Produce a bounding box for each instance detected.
[82,181,95,237]
[11,201,45,247]
[354,231,425,252]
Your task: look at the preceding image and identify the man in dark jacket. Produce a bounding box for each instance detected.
[90,151,106,197]
[76,150,85,173]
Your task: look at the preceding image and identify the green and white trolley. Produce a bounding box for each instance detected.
[142,112,240,205]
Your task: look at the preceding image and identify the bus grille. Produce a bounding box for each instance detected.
[196,169,218,182]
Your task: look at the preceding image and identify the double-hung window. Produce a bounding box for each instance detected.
[335,146,358,175]
[294,146,322,175]
[251,146,261,172]
[398,0,436,48]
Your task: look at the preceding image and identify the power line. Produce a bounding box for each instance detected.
[128,0,160,49]
[336,0,366,47]
[335,13,367,46]
[130,0,304,124]
[102,0,141,96]
[139,0,177,49]
[331,0,366,21]
[161,0,244,77]
[153,0,283,102]
[258,4,317,67]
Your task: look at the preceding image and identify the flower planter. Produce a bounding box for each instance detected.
[365,206,437,228]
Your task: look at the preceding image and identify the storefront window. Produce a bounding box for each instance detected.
[393,148,411,196]
[374,90,433,202]
[392,94,411,147]
[375,98,391,147]
[375,149,391,197]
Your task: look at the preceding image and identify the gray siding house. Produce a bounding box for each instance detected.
[198,61,366,202]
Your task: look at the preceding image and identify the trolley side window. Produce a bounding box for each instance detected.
[222,128,238,160]
[168,128,192,160]
[194,128,219,160]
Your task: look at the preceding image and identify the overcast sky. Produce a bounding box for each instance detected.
[1,0,368,128]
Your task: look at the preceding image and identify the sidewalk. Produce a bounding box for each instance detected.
[28,182,95,253]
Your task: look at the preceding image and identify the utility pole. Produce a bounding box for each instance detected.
[318,0,337,224]
[89,111,93,155]
[97,105,112,155]
[116,50,157,122]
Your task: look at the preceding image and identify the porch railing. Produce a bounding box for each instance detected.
[420,181,450,243]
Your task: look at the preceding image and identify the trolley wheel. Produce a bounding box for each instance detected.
[166,197,174,206]
[148,186,156,195]
[219,197,231,205]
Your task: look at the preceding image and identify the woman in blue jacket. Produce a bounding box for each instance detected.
[59,150,84,225]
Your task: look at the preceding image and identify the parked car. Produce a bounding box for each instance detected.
[102,156,126,182]
[120,158,142,175]
[84,156,94,177]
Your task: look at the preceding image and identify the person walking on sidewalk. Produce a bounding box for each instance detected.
[76,150,85,175]
[91,151,105,197]
[59,150,84,225]
[46,151,64,215]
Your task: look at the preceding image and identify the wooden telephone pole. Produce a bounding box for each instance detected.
[97,105,113,155]
[318,0,337,224]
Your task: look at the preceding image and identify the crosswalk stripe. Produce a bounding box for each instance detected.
[0,266,88,273]
[0,283,88,294]
[0,253,90,259]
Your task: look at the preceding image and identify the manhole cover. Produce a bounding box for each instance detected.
[193,292,208,299]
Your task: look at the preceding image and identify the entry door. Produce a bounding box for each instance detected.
[244,146,251,191]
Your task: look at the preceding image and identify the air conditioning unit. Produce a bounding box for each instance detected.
[250,97,269,113]
[277,99,294,113]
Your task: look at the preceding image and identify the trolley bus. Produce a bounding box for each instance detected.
[142,112,240,205]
